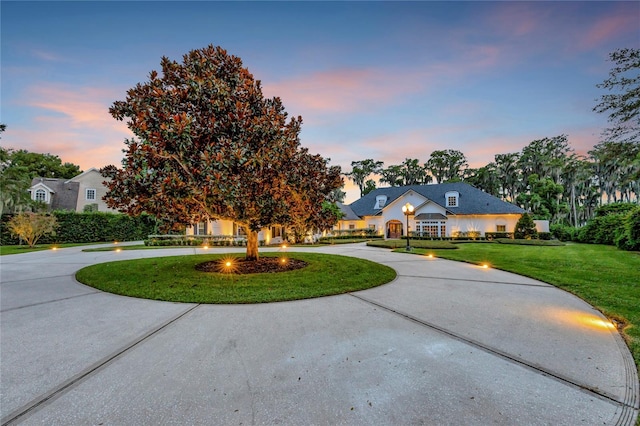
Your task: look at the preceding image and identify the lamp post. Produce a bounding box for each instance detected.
[402,202,414,251]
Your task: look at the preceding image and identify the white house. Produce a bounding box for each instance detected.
[335,183,542,238]
[28,168,118,213]
[185,220,287,245]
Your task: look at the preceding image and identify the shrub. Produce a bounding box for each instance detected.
[485,232,514,240]
[595,202,637,217]
[550,224,577,242]
[576,213,625,245]
[514,213,538,240]
[615,206,640,251]
[7,213,57,247]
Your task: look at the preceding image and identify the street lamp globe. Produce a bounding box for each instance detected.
[402,202,414,251]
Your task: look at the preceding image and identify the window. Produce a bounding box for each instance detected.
[496,225,506,232]
[196,222,207,235]
[35,189,46,202]
[86,188,96,201]
[349,224,355,230]
[368,224,376,230]
[445,191,459,207]
[417,221,446,238]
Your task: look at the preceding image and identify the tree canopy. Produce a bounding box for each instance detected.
[103,45,342,260]
[593,48,639,143]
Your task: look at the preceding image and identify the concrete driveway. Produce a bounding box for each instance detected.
[1,243,638,425]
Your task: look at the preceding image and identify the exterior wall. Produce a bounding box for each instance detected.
[186,219,270,243]
[70,169,118,213]
[382,190,429,237]
[333,219,367,231]
[534,220,550,233]
[447,214,522,237]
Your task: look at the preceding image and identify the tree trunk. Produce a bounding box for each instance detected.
[246,230,259,261]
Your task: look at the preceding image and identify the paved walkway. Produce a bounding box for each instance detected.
[0,243,638,425]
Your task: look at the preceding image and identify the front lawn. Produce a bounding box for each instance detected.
[75,252,397,304]
[400,243,640,370]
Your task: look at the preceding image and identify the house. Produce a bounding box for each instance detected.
[185,220,287,245]
[28,168,117,213]
[335,183,541,238]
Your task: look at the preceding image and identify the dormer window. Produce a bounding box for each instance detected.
[374,195,387,209]
[35,189,47,202]
[445,191,459,207]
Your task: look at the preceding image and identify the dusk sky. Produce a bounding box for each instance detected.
[2,1,638,202]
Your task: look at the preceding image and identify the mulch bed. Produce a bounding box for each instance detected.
[195,257,308,274]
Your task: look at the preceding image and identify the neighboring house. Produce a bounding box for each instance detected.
[335,183,544,238]
[28,168,117,213]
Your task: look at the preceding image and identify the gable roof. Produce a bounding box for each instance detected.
[336,202,361,221]
[30,177,79,211]
[348,183,524,217]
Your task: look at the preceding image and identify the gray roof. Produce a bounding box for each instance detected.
[349,183,524,217]
[415,213,448,220]
[30,178,79,211]
[336,202,361,221]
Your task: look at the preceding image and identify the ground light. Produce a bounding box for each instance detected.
[51,247,58,251]
[426,254,435,259]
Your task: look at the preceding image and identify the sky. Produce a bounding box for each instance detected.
[2,1,638,203]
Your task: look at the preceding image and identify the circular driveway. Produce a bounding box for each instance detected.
[1,243,638,425]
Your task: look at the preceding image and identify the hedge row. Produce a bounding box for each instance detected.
[550,203,640,251]
[144,236,263,247]
[1,212,159,245]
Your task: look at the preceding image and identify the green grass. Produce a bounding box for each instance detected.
[367,239,458,249]
[75,252,397,304]
[397,242,640,370]
[1,242,111,255]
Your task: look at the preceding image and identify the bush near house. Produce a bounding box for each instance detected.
[614,206,640,251]
[514,213,538,240]
[549,203,640,252]
[0,212,158,245]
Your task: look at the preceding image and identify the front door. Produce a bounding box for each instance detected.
[387,221,403,239]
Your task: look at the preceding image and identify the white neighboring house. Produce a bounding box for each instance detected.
[335,183,547,238]
[28,168,118,213]
[185,220,287,245]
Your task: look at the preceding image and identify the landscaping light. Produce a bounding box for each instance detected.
[114,241,118,244]
[427,254,434,258]
[225,261,232,267]
[482,264,489,269]
[203,245,209,250]
[281,257,287,264]
[115,248,122,253]
[51,247,58,251]
[401,202,414,251]
[282,244,287,249]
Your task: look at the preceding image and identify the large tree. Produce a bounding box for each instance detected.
[425,149,467,183]
[345,159,383,197]
[103,45,341,260]
[8,150,81,179]
[593,48,639,143]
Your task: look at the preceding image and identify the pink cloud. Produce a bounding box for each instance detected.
[262,67,428,117]
[579,11,639,49]
[2,83,132,170]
